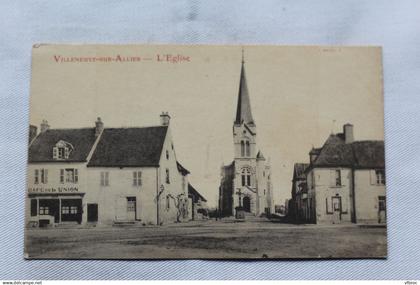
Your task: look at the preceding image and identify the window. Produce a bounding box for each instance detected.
[100,171,109,186]
[246,141,250,156]
[30,199,37,216]
[40,169,48,184]
[34,169,39,184]
[70,206,78,214]
[53,140,73,160]
[62,206,70,214]
[171,143,174,150]
[241,168,251,186]
[240,141,245,157]
[133,171,142,187]
[166,150,169,160]
[334,170,341,186]
[182,176,186,190]
[62,168,78,183]
[35,169,48,184]
[127,197,136,212]
[58,147,65,159]
[166,195,170,210]
[378,196,386,211]
[39,206,49,215]
[53,146,69,160]
[375,170,385,185]
[166,168,170,184]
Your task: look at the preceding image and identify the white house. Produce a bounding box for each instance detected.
[26,113,202,227]
[304,124,386,224]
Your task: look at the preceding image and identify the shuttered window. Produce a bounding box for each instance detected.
[330,169,341,187]
[133,171,142,187]
[34,169,39,184]
[100,172,109,186]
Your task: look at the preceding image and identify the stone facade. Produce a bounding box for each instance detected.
[219,56,274,217]
[291,124,386,225]
[26,114,200,227]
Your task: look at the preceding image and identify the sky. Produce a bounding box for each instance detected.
[29,45,384,207]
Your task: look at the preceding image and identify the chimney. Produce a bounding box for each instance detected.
[309,148,318,164]
[40,120,50,133]
[29,125,37,144]
[160,112,171,126]
[343,123,354,144]
[95,117,104,137]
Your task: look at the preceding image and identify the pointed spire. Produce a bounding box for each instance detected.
[257,150,265,160]
[235,48,255,125]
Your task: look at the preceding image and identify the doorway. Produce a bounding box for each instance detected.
[87,203,98,223]
[127,197,137,221]
[378,196,386,223]
[243,196,251,212]
[331,196,342,224]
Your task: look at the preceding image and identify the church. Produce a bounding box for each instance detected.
[218,54,274,217]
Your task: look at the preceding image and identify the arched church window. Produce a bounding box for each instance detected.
[240,141,245,157]
[246,141,250,157]
[241,168,251,187]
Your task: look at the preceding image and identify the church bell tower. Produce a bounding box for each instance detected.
[233,49,257,160]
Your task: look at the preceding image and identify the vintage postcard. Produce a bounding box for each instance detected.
[24,44,386,259]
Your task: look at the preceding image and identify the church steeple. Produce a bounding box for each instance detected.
[234,48,255,126]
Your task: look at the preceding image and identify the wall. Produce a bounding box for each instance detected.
[309,168,353,224]
[26,162,87,225]
[157,127,188,224]
[354,169,386,224]
[85,166,158,225]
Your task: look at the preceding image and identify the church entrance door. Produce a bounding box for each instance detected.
[243,196,251,212]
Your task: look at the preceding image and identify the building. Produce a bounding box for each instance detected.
[218,54,274,217]
[188,183,208,220]
[26,113,194,227]
[290,163,312,222]
[300,124,386,224]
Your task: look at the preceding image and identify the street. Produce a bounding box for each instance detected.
[25,218,387,259]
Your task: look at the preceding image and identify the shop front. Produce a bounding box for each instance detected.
[28,193,84,227]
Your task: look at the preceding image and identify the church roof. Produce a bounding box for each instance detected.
[234,58,255,125]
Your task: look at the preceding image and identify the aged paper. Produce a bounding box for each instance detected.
[25,45,385,259]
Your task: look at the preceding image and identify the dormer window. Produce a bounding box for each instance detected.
[53,140,74,160]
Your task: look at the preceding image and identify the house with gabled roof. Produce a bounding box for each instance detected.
[304,123,386,224]
[26,113,194,227]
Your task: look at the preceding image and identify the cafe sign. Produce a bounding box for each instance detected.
[28,186,79,193]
